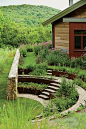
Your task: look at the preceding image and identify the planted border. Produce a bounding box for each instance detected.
[52,70,86,81]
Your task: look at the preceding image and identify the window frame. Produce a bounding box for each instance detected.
[74,30,86,50]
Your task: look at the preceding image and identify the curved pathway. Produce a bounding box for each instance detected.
[18,77,86,114]
[17,94,49,107]
[61,86,86,114]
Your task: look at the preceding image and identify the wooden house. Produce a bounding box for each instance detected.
[42,0,86,58]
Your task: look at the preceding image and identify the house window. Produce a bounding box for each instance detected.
[74,30,86,50]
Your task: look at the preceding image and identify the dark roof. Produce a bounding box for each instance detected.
[42,0,86,26]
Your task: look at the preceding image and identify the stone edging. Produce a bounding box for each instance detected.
[6,49,20,100]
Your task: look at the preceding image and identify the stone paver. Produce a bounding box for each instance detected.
[17,94,49,107]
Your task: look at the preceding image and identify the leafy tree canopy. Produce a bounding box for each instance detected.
[0,4,60,47]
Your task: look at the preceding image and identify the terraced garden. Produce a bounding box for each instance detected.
[1,44,86,129]
[18,43,86,113]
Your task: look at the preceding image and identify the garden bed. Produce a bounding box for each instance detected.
[18,75,56,84]
[52,70,76,79]
[18,68,31,75]
[18,82,48,95]
[18,87,43,95]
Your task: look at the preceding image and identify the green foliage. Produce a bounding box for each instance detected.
[34,45,42,55]
[70,57,81,68]
[70,55,86,69]
[30,63,48,76]
[0,5,60,27]
[18,82,48,90]
[51,79,78,112]
[26,44,33,52]
[38,44,51,58]
[57,79,77,97]
[0,5,60,47]
[25,64,36,71]
[46,50,70,66]
[20,46,27,57]
[0,98,43,128]
[46,50,86,70]
[0,48,16,99]
[74,78,86,90]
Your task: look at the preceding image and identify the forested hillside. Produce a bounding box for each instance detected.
[0,4,60,47]
[0,4,60,27]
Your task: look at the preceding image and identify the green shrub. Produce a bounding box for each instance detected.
[19,56,24,66]
[51,78,78,112]
[78,72,86,78]
[38,47,49,59]
[30,63,48,76]
[80,54,86,69]
[56,79,77,97]
[30,68,46,76]
[25,64,35,71]
[20,47,27,57]
[36,63,48,70]
[26,44,33,52]
[46,53,58,65]
[34,45,42,55]
[70,57,81,68]
[46,50,70,66]
[74,78,86,90]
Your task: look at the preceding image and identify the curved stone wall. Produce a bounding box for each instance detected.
[6,49,20,100]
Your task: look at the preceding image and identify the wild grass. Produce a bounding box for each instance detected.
[0,98,43,129]
[0,48,16,99]
[0,101,86,129]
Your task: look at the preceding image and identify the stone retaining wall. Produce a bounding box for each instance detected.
[6,49,20,100]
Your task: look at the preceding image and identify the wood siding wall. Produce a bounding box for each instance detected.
[54,4,86,52]
[54,22,69,51]
[68,5,86,18]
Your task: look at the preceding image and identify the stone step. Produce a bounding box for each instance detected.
[44,88,56,93]
[47,73,52,75]
[50,83,60,87]
[47,70,52,72]
[38,94,49,100]
[54,79,62,83]
[42,91,50,96]
[36,114,42,119]
[47,86,59,91]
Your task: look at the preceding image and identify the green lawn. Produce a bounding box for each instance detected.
[22,52,36,69]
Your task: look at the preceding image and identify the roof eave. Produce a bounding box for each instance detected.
[42,0,86,26]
